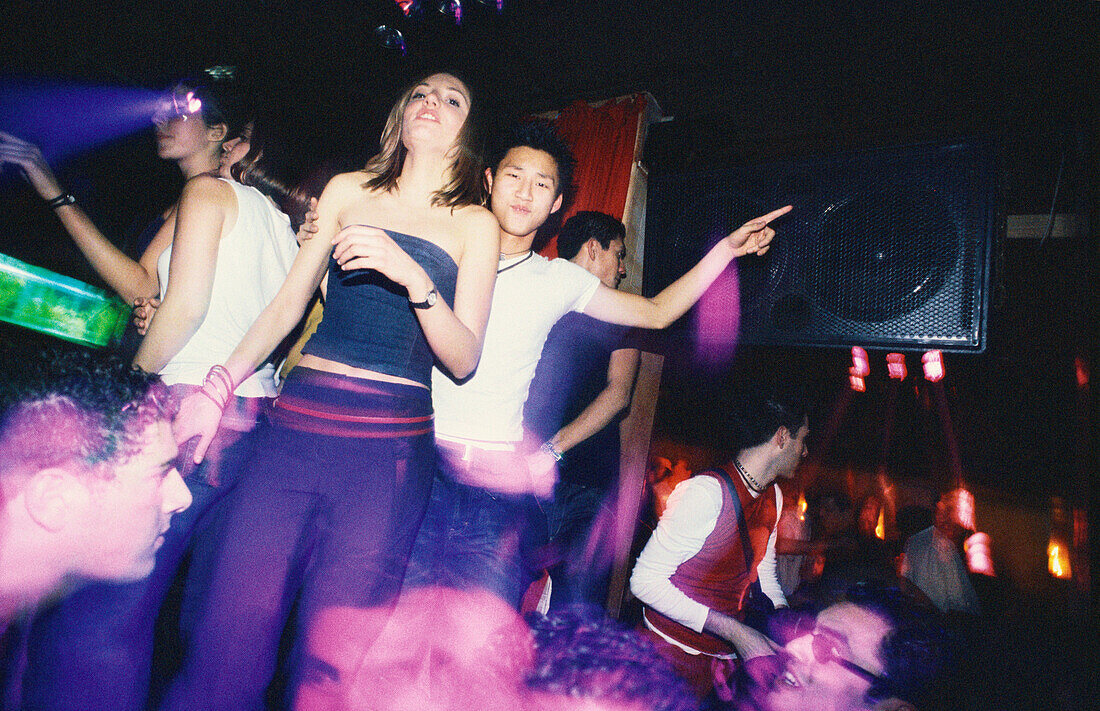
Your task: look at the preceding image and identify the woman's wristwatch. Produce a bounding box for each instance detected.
[409,287,437,309]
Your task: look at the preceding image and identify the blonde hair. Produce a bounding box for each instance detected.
[361,73,486,209]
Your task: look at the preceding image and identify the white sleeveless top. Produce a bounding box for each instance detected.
[156,178,298,397]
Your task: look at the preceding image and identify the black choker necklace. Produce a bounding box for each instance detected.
[497,251,533,274]
[499,248,530,261]
[733,459,765,492]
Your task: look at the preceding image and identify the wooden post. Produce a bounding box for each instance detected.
[606,350,664,618]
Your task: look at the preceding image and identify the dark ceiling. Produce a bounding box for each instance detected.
[4,0,1097,211]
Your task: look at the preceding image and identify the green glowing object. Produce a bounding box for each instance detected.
[0,253,130,348]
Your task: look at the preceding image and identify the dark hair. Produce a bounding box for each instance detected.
[808,486,854,525]
[230,114,315,227]
[725,381,810,453]
[526,605,697,711]
[487,120,576,199]
[175,66,254,143]
[0,348,175,484]
[841,583,953,709]
[556,211,625,261]
[896,504,934,541]
[361,71,486,209]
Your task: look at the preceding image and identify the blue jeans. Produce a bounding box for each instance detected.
[404,446,548,609]
[544,481,615,610]
[21,392,261,711]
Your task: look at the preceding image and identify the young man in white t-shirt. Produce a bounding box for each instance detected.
[407,120,791,607]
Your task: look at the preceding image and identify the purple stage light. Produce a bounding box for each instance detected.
[151,89,202,125]
[0,79,163,162]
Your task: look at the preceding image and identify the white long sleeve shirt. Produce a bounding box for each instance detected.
[630,476,787,654]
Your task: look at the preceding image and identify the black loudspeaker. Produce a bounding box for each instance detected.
[644,141,996,352]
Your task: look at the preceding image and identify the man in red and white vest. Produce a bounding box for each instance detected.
[630,385,810,700]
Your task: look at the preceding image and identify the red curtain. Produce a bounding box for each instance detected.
[539,94,647,257]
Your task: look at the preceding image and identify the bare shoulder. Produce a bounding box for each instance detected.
[322,171,372,201]
[451,203,500,242]
[180,174,234,205]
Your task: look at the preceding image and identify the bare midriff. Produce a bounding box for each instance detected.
[297,354,429,390]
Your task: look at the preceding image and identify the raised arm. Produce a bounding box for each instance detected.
[132,176,233,374]
[582,206,791,329]
[0,131,163,303]
[330,206,499,379]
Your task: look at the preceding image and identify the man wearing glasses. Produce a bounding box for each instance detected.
[749,587,949,711]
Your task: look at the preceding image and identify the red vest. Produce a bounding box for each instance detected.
[646,467,778,655]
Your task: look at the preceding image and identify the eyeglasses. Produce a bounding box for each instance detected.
[808,629,886,686]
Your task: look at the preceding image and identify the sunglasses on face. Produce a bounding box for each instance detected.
[808,629,885,686]
[780,613,891,690]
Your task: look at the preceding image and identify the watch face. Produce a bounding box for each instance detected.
[412,288,437,308]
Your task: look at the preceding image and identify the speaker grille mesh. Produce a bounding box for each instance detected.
[644,141,994,351]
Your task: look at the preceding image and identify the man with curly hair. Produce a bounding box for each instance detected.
[0,348,192,623]
[525,605,698,711]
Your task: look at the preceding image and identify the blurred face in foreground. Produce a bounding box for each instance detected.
[73,419,191,581]
[295,588,531,711]
[764,603,891,711]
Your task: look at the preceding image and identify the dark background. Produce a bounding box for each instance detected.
[1,3,1098,704]
[1,0,1097,582]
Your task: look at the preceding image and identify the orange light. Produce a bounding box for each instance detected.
[851,346,870,377]
[1075,355,1089,390]
[797,492,808,522]
[1048,538,1072,580]
[886,352,907,380]
[849,370,866,392]
[954,488,976,531]
[875,506,886,540]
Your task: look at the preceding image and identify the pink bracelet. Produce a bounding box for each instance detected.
[203,365,234,403]
[207,365,235,394]
[196,385,228,411]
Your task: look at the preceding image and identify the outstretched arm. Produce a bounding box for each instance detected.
[703,609,780,661]
[0,131,164,303]
[133,176,233,374]
[582,206,791,329]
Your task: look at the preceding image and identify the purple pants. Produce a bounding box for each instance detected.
[160,367,435,710]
